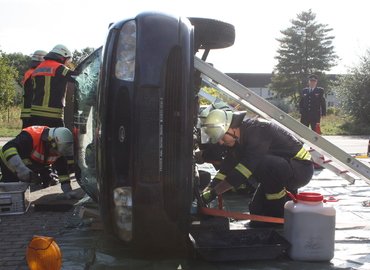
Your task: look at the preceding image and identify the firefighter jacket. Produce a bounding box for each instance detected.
[214,118,311,187]
[0,126,74,183]
[21,68,36,119]
[31,59,76,120]
[299,87,326,120]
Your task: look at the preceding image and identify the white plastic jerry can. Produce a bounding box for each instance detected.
[284,192,336,261]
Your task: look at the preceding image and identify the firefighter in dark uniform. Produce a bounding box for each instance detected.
[299,74,326,131]
[20,50,47,128]
[30,44,77,127]
[0,126,76,197]
[200,109,314,226]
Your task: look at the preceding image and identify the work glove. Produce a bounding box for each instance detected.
[200,189,217,205]
[40,170,59,187]
[8,155,32,182]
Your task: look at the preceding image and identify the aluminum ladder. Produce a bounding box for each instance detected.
[195,57,370,185]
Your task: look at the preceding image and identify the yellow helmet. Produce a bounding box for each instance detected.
[201,109,233,144]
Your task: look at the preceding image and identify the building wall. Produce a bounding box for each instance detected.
[228,73,340,109]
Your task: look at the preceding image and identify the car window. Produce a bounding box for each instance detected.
[74,47,102,201]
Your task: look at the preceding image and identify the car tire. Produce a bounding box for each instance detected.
[188,17,235,50]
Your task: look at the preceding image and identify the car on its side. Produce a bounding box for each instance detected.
[69,12,235,250]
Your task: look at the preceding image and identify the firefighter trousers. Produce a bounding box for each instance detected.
[248,155,313,218]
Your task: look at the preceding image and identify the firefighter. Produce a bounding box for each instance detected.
[0,126,76,198]
[30,44,77,127]
[21,50,47,128]
[195,102,256,194]
[200,109,314,226]
[299,74,326,132]
[196,100,231,170]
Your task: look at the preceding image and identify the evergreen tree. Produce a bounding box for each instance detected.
[270,9,338,108]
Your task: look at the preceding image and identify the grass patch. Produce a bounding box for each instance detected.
[0,107,22,137]
[321,114,348,135]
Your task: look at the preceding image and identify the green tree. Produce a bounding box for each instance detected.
[71,47,95,66]
[0,51,18,111]
[336,50,370,124]
[3,52,31,85]
[270,9,338,108]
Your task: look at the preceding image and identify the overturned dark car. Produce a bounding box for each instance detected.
[69,12,235,249]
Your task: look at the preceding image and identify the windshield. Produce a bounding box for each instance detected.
[73,47,102,201]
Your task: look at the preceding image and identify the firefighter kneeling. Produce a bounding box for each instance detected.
[0,126,76,198]
[200,109,314,227]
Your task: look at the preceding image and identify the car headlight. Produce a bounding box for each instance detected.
[115,20,136,81]
[113,187,133,241]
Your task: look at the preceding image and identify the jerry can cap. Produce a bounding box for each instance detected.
[296,192,323,202]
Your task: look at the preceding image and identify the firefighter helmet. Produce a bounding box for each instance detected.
[199,100,230,125]
[48,127,74,156]
[201,109,233,143]
[50,44,72,58]
[31,50,47,62]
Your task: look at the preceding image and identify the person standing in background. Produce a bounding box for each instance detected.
[30,44,77,128]
[299,74,326,133]
[20,50,47,128]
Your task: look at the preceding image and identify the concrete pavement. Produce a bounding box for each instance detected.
[0,136,369,269]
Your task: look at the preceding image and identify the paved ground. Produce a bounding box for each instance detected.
[0,137,369,269]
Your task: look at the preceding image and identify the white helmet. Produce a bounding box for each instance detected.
[201,109,233,144]
[50,44,72,58]
[31,50,47,62]
[48,127,74,156]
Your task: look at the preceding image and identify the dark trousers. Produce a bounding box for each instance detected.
[30,116,64,128]
[300,113,321,131]
[248,156,313,217]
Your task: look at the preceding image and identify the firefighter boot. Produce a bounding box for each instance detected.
[248,186,265,216]
[248,190,285,228]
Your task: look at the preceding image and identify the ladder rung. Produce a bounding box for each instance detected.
[340,170,349,174]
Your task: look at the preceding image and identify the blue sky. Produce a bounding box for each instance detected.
[1,0,369,74]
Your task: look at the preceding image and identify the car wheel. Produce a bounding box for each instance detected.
[188,17,235,50]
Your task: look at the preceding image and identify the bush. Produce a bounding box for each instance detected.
[340,119,370,135]
[326,107,340,116]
